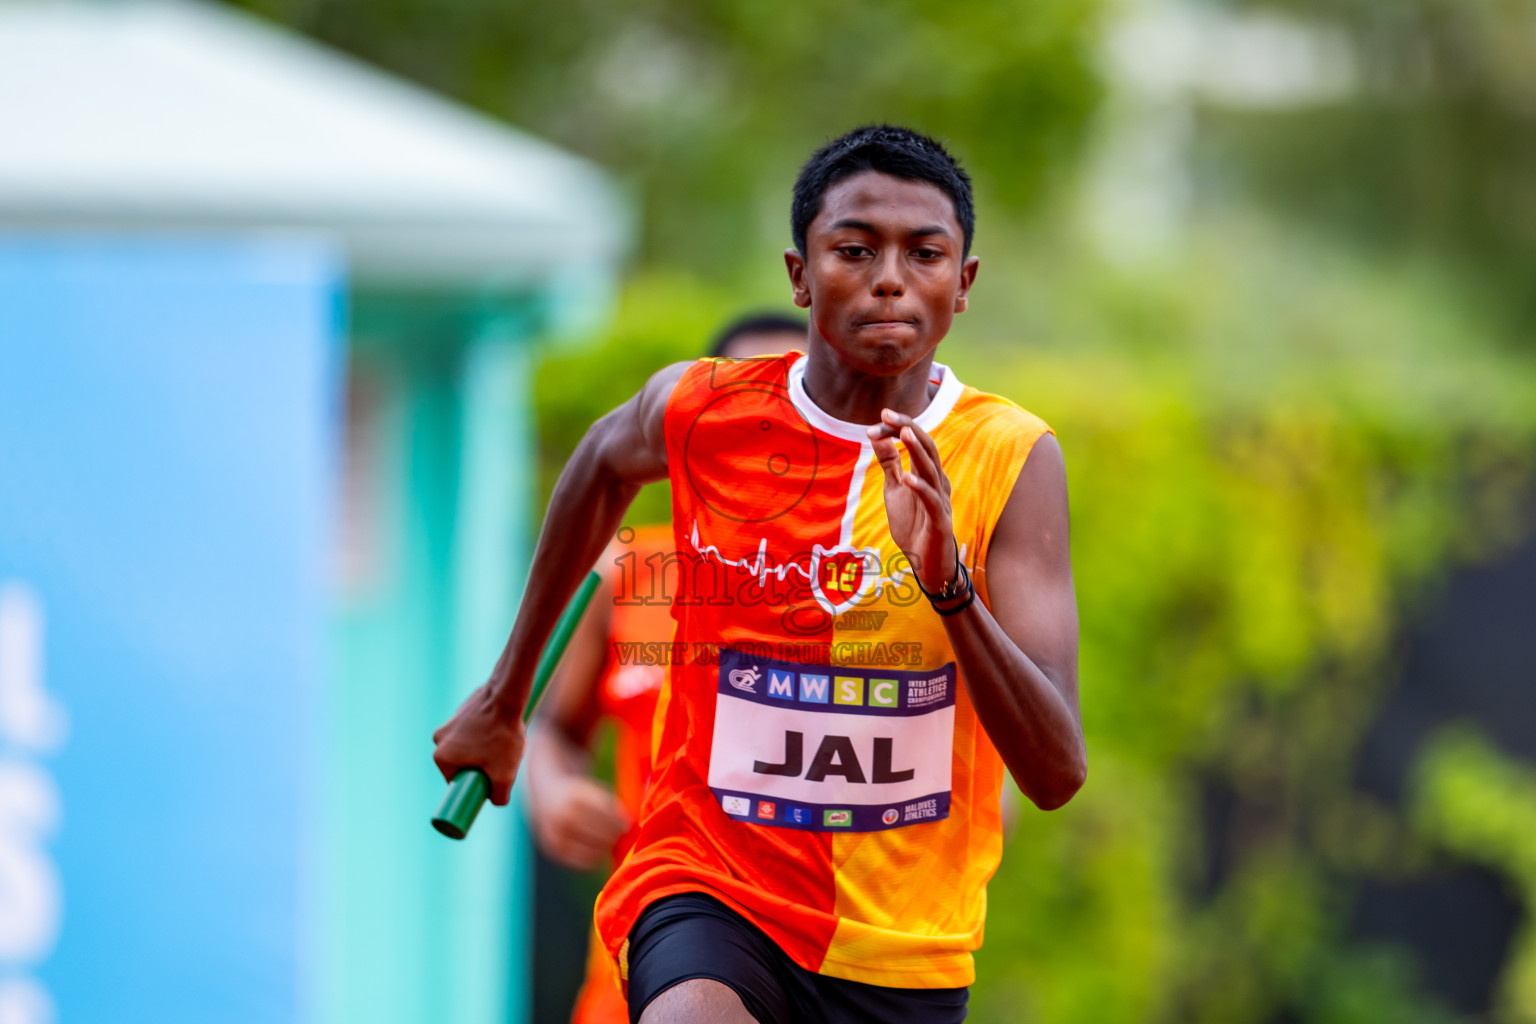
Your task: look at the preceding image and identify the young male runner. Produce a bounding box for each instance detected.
[525,314,808,1024]
[433,125,1086,1023]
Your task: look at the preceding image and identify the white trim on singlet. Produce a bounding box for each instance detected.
[839,444,875,547]
[786,356,966,445]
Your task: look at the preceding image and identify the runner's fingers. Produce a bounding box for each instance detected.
[898,435,949,516]
[570,783,632,837]
[588,797,633,841]
[568,813,626,849]
[901,421,948,489]
[882,412,948,492]
[869,432,904,480]
[900,427,943,491]
[551,831,607,871]
[489,777,513,807]
[554,818,626,869]
[902,470,951,526]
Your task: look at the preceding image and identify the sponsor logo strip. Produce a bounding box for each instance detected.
[711,788,951,832]
[715,647,955,717]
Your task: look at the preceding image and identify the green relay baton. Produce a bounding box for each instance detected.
[431,569,602,840]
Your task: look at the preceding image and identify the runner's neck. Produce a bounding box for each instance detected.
[798,344,939,426]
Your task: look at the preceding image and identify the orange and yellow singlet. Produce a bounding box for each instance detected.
[594,352,1052,990]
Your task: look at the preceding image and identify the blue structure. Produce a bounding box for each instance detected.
[0,4,627,1022]
[0,236,343,1023]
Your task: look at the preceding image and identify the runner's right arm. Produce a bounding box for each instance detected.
[432,362,689,806]
[525,571,633,870]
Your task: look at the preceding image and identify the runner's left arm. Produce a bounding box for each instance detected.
[870,412,1085,811]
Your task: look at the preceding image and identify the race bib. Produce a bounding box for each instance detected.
[708,647,955,832]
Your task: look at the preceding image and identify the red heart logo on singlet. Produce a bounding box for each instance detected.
[820,551,866,604]
[810,546,879,616]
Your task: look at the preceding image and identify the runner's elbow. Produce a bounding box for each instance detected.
[1028,755,1086,812]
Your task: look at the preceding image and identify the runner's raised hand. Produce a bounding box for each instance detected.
[868,408,958,592]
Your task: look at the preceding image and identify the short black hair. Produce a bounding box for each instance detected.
[709,312,808,358]
[791,125,975,257]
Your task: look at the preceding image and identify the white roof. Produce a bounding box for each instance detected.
[0,0,629,287]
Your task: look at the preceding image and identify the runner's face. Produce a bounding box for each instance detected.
[787,171,977,374]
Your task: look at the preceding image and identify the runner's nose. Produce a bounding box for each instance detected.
[872,250,904,298]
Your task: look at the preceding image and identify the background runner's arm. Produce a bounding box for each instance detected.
[431,361,689,805]
[532,570,612,750]
[946,434,1085,810]
[525,572,633,870]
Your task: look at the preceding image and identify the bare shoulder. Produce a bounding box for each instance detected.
[1017,431,1066,496]
[591,360,695,485]
[636,360,695,432]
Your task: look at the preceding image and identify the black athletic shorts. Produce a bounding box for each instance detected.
[625,892,969,1024]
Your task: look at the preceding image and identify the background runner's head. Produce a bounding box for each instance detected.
[710,312,808,359]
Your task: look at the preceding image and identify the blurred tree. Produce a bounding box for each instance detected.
[225,0,1105,273]
[1198,0,1536,341]
[1415,727,1536,1023]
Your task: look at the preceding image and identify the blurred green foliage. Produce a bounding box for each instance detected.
[1206,0,1536,338]
[1414,727,1536,1023]
[228,0,1104,271]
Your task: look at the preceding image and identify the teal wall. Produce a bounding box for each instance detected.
[323,295,543,1024]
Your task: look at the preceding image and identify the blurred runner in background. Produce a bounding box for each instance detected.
[524,313,808,1024]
